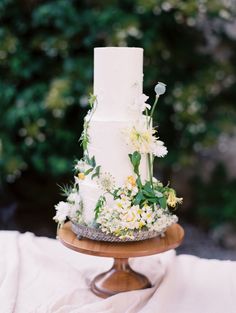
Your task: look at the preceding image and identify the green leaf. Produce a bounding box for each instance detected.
[158,197,167,209]
[57,184,73,197]
[129,151,141,176]
[136,176,143,189]
[84,167,93,175]
[146,197,158,203]
[88,93,97,108]
[90,155,96,167]
[143,181,157,198]
[94,196,106,219]
[91,165,101,179]
[143,181,153,193]
[113,188,120,199]
[80,120,90,151]
[143,190,155,198]
[134,191,145,205]
[155,191,163,198]
[84,155,96,168]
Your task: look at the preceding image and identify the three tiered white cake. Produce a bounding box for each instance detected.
[54,47,181,241]
[80,47,148,224]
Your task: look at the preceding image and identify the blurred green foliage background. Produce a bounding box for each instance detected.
[0,0,236,235]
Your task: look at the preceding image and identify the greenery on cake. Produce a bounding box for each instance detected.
[54,83,182,239]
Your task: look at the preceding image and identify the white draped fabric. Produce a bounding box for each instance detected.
[0,231,236,313]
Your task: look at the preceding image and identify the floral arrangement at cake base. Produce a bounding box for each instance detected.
[53,48,182,242]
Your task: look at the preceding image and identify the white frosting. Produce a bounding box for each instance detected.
[88,119,148,186]
[79,179,116,225]
[79,180,101,224]
[80,47,148,224]
[93,47,143,121]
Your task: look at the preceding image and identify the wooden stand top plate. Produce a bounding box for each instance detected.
[58,222,184,259]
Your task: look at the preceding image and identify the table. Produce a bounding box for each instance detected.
[58,222,184,298]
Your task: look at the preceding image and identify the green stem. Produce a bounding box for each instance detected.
[147,153,153,187]
[82,98,98,157]
[149,96,159,127]
[145,108,149,124]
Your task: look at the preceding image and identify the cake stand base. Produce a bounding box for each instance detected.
[58,222,184,298]
[91,258,151,298]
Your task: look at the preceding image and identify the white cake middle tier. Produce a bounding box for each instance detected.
[87,119,148,186]
[79,119,149,225]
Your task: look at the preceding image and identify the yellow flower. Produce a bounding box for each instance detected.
[167,189,183,207]
[127,175,136,187]
[138,209,142,214]
[117,202,123,208]
[139,221,145,228]
[78,173,85,180]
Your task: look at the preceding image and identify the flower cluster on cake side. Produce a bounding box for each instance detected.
[54,83,182,239]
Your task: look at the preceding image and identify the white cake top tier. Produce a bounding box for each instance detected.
[93,47,143,121]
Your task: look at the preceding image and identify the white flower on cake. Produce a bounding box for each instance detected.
[96,200,178,239]
[123,176,138,196]
[125,123,154,154]
[115,197,131,210]
[74,173,86,185]
[152,140,168,157]
[97,172,116,192]
[53,201,70,224]
[53,196,82,225]
[167,188,183,207]
[75,160,90,173]
[125,122,168,157]
[69,202,82,221]
[130,93,151,113]
[67,191,81,204]
[141,204,155,224]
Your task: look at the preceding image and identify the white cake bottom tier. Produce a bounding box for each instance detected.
[79,179,114,225]
[87,119,148,186]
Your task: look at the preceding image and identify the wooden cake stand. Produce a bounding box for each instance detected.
[58,222,184,298]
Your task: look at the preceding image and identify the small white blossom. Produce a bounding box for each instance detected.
[154,82,166,96]
[97,172,116,192]
[67,192,81,204]
[53,195,82,225]
[74,176,80,186]
[53,201,70,224]
[152,140,168,157]
[75,160,90,173]
[69,202,82,221]
[130,93,151,113]
[130,186,138,196]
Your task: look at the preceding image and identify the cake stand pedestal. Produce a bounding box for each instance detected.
[58,222,184,298]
